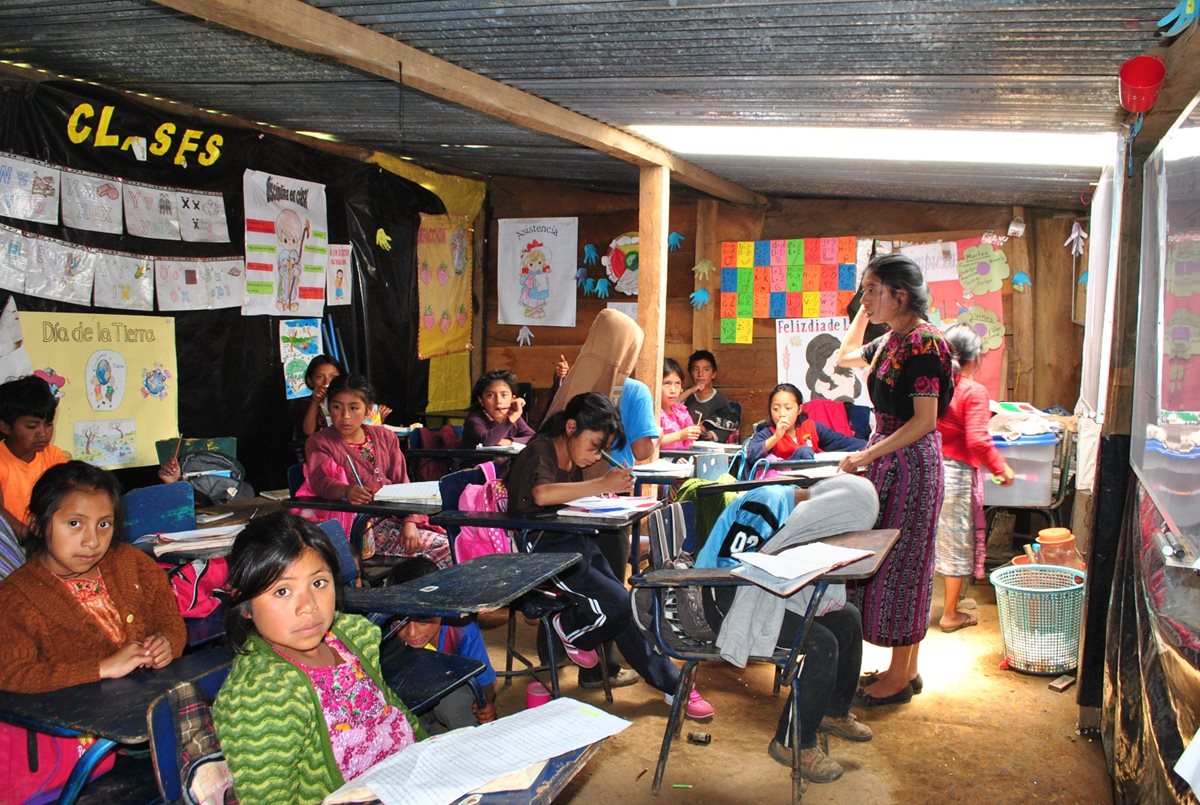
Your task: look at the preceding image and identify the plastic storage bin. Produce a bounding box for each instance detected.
[990,563,1085,674]
[982,432,1059,507]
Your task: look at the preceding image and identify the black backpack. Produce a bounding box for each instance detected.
[178,451,254,506]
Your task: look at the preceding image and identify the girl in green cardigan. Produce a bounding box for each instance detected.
[213,512,426,805]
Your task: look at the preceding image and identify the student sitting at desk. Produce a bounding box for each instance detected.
[0,375,69,539]
[462,369,534,447]
[506,392,714,720]
[659,358,702,451]
[296,354,393,438]
[387,557,498,732]
[0,462,186,798]
[214,512,428,805]
[304,374,449,566]
[745,383,866,465]
[681,350,740,443]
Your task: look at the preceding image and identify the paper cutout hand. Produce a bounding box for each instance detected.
[576,267,588,288]
[375,228,392,251]
[1159,0,1198,36]
[1012,271,1032,292]
[692,258,715,280]
[1064,222,1088,257]
[596,278,610,299]
[689,288,710,309]
[516,326,534,346]
[668,231,685,252]
[583,278,596,296]
[583,243,599,265]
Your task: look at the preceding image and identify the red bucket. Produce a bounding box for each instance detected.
[1119,56,1166,113]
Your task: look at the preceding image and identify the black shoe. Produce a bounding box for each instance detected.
[853,682,914,707]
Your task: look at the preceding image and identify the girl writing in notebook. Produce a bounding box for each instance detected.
[303,374,449,566]
[504,392,714,719]
[213,512,427,805]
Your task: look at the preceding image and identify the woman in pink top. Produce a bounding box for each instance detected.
[659,358,702,450]
[934,324,1013,632]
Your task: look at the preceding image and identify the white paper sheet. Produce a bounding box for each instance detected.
[734,542,873,580]
[1175,726,1200,796]
[124,181,181,240]
[0,224,29,293]
[630,458,693,477]
[177,189,230,243]
[374,481,442,504]
[61,169,123,234]
[0,152,59,224]
[93,252,154,311]
[325,697,628,805]
[23,238,95,305]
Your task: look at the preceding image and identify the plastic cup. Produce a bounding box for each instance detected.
[525,681,552,709]
[1119,56,1166,113]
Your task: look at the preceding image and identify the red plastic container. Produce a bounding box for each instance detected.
[1119,56,1166,113]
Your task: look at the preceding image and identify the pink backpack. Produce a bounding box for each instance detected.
[453,462,511,564]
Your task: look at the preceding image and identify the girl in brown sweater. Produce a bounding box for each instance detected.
[0,461,185,694]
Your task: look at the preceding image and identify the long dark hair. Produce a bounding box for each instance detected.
[663,357,685,382]
[865,253,930,320]
[224,511,341,652]
[469,369,519,412]
[767,383,803,423]
[539,391,626,451]
[26,461,125,550]
[326,373,375,407]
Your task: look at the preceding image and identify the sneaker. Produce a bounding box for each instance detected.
[551,614,598,669]
[818,713,873,743]
[767,740,844,782]
[663,688,715,720]
[579,667,640,689]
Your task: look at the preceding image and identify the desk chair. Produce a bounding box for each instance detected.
[124,482,195,541]
[631,501,820,803]
[437,467,612,702]
[318,519,363,588]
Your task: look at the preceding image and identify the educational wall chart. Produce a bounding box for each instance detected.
[1162,238,1200,414]
[176,189,230,243]
[242,170,328,317]
[718,237,863,345]
[123,180,182,240]
[92,252,154,311]
[327,244,352,306]
[0,223,29,293]
[21,312,178,468]
[23,236,95,306]
[497,217,577,327]
[60,168,123,235]
[417,213,473,358]
[0,152,59,225]
[775,317,870,406]
[279,318,322,400]
[155,257,245,312]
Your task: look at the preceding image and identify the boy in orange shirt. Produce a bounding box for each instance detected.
[0,376,69,537]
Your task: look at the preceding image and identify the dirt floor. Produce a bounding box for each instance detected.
[477,574,1112,804]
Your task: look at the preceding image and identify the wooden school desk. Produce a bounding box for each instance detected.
[0,646,234,805]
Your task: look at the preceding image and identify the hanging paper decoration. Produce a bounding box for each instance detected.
[176,189,230,243]
[1158,0,1199,36]
[689,288,710,309]
[668,232,685,251]
[1064,222,1088,257]
[60,168,123,235]
[156,258,245,311]
[326,244,352,306]
[280,318,322,400]
[497,218,577,327]
[242,170,328,317]
[956,243,1010,297]
[602,231,640,296]
[775,317,871,406]
[93,252,154,311]
[1013,271,1032,293]
[583,243,599,265]
[692,258,715,281]
[583,277,596,296]
[0,152,59,225]
[0,224,30,293]
[123,180,181,240]
[516,325,534,346]
[595,278,610,299]
[575,267,588,288]
[23,236,95,306]
[417,213,473,359]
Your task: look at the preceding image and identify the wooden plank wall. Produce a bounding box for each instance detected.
[484,177,1085,427]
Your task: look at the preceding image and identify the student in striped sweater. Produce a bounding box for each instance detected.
[212,512,426,805]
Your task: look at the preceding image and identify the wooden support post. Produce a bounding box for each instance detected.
[637,166,670,425]
[693,199,719,353]
[1009,206,1035,402]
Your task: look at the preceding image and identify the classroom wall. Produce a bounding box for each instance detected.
[483,177,1086,431]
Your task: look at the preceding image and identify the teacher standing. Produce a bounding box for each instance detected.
[835,253,953,706]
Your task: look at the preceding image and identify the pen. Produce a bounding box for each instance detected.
[599,448,623,469]
[345,454,365,491]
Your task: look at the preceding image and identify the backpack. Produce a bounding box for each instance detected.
[158,558,230,619]
[631,503,716,647]
[0,724,115,805]
[452,461,511,564]
[179,452,254,506]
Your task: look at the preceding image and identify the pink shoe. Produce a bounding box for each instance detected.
[552,614,599,669]
[664,688,715,720]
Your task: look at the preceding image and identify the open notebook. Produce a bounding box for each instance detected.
[374,481,442,505]
[731,542,874,596]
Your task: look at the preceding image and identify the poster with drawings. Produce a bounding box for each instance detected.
[326,244,352,306]
[60,169,123,235]
[155,258,207,311]
[23,237,95,305]
[0,224,29,293]
[496,217,577,327]
[177,189,230,243]
[279,318,322,399]
[123,181,181,240]
[84,349,126,412]
[201,258,245,309]
[242,170,328,317]
[74,419,136,467]
[0,153,59,225]
[775,317,870,406]
[92,252,154,311]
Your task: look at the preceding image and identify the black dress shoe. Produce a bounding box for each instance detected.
[858,671,923,694]
[853,682,914,707]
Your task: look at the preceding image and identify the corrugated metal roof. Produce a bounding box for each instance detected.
[0,0,1173,208]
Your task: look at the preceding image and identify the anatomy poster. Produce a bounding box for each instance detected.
[60,168,123,235]
[0,223,29,293]
[23,236,95,306]
[93,252,154,311]
[417,214,473,358]
[177,189,230,243]
[279,318,322,400]
[0,152,59,225]
[21,312,178,468]
[327,244,352,306]
[242,170,328,317]
[497,217,577,327]
[123,181,181,240]
[775,317,870,406]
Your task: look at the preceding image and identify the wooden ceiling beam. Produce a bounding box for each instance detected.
[149,0,766,208]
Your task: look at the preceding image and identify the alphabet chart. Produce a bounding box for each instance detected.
[60,167,124,235]
[93,251,154,311]
[123,180,181,240]
[0,152,59,225]
[177,189,230,243]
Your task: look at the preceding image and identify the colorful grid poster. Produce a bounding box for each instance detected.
[718,237,860,344]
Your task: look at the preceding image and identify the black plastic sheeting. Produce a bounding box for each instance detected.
[0,79,443,490]
[1103,477,1200,803]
